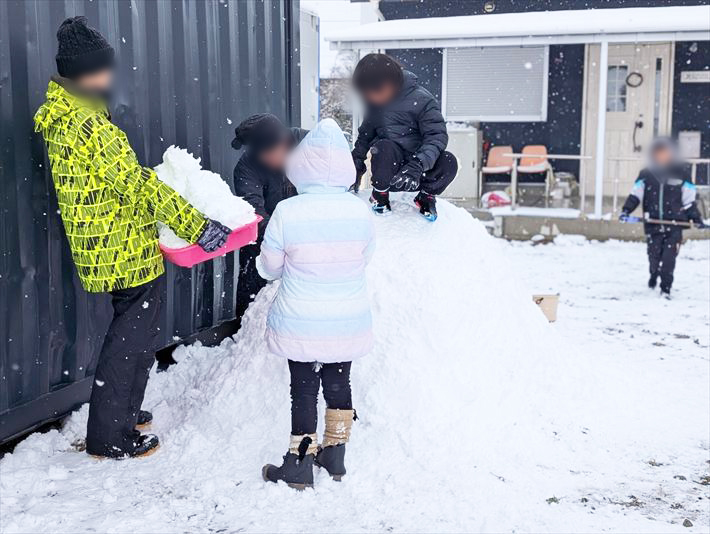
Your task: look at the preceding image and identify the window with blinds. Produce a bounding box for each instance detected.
[442,46,549,122]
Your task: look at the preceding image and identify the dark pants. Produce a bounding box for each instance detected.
[370,138,457,195]
[288,360,352,435]
[236,243,267,322]
[86,275,165,457]
[647,228,682,292]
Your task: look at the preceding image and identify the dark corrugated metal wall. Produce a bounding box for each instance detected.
[0,0,300,442]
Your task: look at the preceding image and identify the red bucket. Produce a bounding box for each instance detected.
[160,215,262,268]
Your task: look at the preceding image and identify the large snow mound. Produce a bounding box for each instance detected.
[154,146,256,248]
[1,195,706,533]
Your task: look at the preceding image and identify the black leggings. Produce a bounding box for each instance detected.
[288,360,352,435]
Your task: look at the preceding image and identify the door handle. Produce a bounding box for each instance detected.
[632,120,644,153]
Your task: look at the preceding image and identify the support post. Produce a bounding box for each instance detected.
[510,161,518,210]
[594,40,609,218]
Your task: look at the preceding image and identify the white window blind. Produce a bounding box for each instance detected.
[443,46,549,122]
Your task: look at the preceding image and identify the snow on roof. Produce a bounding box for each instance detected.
[326,6,710,49]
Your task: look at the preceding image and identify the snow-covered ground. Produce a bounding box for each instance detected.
[1,196,708,534]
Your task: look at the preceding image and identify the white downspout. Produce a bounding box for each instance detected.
[593,40,609,218]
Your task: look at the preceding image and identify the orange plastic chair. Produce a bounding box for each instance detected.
[483,145,514,173]
[514,145,554,206]
[518,145,549,172]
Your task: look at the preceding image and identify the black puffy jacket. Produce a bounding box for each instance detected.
[352,71,448,172]
[622,165,703,233]
[233,128,308,238]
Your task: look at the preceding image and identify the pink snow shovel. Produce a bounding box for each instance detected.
[161,215,262,268]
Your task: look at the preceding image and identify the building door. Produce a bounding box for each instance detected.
[581,43,673,210]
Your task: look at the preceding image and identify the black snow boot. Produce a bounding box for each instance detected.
[133,433,160,457]
[136,409,153,430]
[370,189,392,215]
[262,435,316,490]
[315,408,354,480]
[648,274,657,289]
[315,444,347,481]
[89,433,160,459]
[661,289,672,300]
[414,191,437,221]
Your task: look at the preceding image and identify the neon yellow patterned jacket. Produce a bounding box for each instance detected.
[34,79,207,292]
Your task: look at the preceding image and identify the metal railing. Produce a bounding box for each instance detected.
[502,153,592,210]
[607,156,710,216]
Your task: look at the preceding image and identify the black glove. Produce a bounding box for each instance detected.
[619,212,631,222]
[351,157,367,193]
[197,219,231,253]
[353,157,367,177]
[391,157,424,192]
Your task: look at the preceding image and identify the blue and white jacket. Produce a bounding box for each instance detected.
[622,165,703,233]
[256,119,376,363]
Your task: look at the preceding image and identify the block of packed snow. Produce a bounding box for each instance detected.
[154,146,257,249]
[153,146,260,267]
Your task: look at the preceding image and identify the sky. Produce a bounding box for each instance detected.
[301,0,380,77]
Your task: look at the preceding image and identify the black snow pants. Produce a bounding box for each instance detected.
[86,275,165,457]
[288,360,352,435]
[370,138,457,195]
[236,243,267,323]
[646,227,683,293]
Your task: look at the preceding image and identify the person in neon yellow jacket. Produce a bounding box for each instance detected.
[34,16,230,458]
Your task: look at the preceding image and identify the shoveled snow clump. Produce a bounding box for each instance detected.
[154,146,256,248]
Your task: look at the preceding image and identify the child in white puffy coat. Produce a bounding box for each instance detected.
[257,119,375,489]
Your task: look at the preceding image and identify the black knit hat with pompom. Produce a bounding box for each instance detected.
[232,113,289,153]
[55,16,115,79]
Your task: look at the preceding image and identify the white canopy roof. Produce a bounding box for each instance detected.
[326,5,710,49]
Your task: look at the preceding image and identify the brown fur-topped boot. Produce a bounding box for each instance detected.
[315,409,355,481]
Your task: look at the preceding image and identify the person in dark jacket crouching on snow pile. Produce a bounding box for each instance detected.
[351,53,457,221]
[232,114,308,322]
[620,137,706,299]
[34,17,230,459]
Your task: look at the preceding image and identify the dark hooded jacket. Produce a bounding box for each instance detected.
[622,164,703,234]
[233,127,308,237]
[352,71,448,172]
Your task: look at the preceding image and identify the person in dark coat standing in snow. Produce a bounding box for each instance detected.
[232,114,308,321]
[351,53,457,221]
[620,137,706,299]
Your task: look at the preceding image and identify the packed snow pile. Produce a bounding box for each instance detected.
[1,195,707,534]
[154,146,256,248]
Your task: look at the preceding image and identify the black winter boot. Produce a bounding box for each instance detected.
[648,275,657,289]
[414,192,437,221]
[315,444,346,480]
[262,435,316,490]
[132,433,160,457]
[89,433,160,459]
[136,410,152,430]
[315,409,354,480]
[370,190,392,215]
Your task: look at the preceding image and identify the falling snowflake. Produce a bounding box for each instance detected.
[95,379,105,387]
[142,301,149,309]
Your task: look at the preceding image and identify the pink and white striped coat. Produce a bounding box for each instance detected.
[256,119,375,363]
